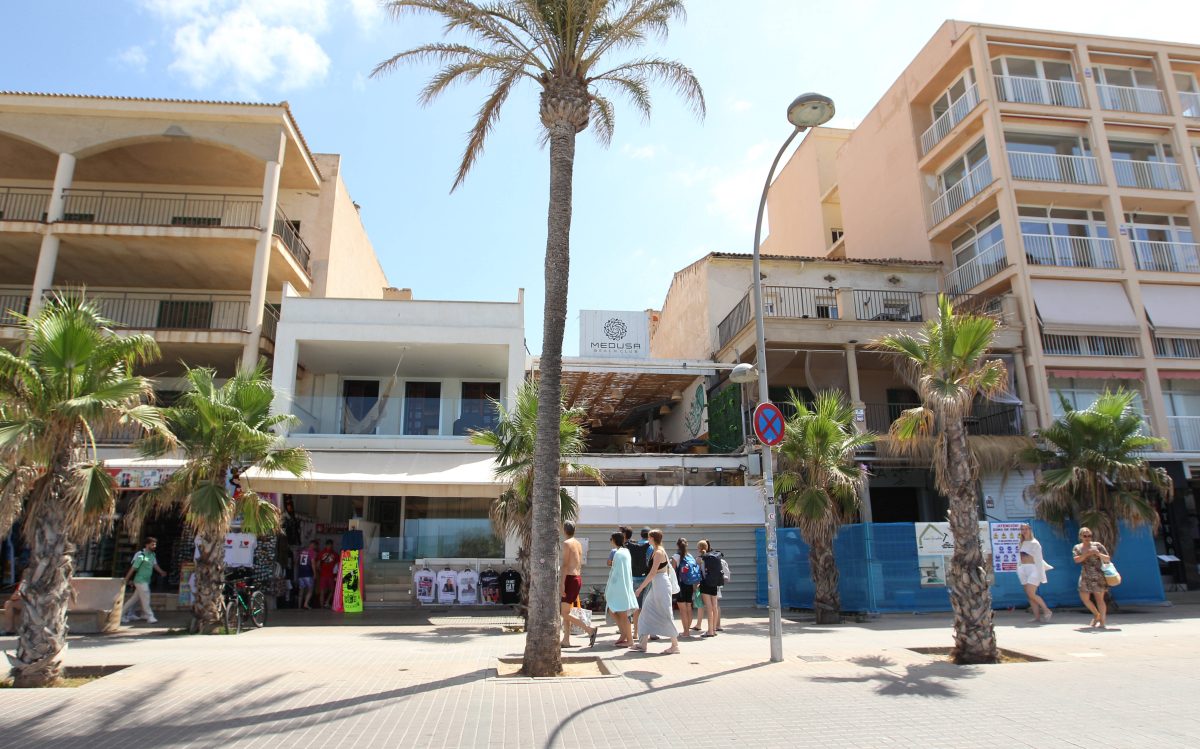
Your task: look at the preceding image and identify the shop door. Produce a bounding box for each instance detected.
[369,497,403,561]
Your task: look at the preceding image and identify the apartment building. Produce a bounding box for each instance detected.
[761,21,1200,585]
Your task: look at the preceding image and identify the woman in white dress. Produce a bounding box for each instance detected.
[632,529,679,654]
[1018,524,1053,622]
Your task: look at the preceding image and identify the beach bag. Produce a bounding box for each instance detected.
[679,554,703,585]
[1102,562,1121,587]
[667,563,681,595]
[693,587,703,608]
[570,606,593,635]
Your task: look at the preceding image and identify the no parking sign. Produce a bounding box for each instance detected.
[753,402,785,447]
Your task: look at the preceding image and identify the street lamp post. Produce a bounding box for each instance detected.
[741,93,836,663]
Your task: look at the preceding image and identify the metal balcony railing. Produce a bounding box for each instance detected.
[864,401,1022,436]
[1168,415,1200,451]
[1022,234,1118,268]
[1112,159,1186,191]
[59,189,262,227]
[1154,337,1200,358]
[83,293,251,331]
[930,157,992,225]
[1007,151,1101,185]
[715,286,838,349]
[993,75,1084,108]
[1097,83,1168,114]
[853,290,923,322]
[1041,333,1140,357]
[0,294,30,325]
[0,187,51,222]
[1132,240,1200,273]
[921,83,980,155]
[261,304,280,343]
[273,208,311,272]
[946,238,1007,295]
[1180,91,1200,118]
[92,422,145,445]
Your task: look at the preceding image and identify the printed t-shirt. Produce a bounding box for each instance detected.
[499,569,522,605]
[130,550,157,584]
[298,549,316,578]
[457,569,479,604]
[436,569,458,604]
[414,569,436,604]
[479,570,500,604]
[317,550,338,579]
[224,533,257,568]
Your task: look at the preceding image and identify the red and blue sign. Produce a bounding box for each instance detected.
[753,402,785,447]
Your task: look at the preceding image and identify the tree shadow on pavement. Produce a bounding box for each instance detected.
[807,653,980,699]
[363,626,504,643]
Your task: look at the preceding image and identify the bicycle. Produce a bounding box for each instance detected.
[220,571,266,634]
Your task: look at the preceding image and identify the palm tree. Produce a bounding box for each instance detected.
[0,294,166,686]
[775,390,875,625]
[373,0,703,675]
[874,295,1008,664]
[1020,390,1170,553]
[469,381,601,620]
[130,365,310,633]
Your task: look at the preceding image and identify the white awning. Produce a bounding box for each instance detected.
[1030,279,1140,334]
[244,451,504,497]
[1142,284,1200,337]
[571,485,763,525]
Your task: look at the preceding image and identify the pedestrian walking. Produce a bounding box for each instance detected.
[317,540,339,609]
[1018,524,1053,622]
[121,537,166,624]
[1073,527,1111,628]
[671,538,700,638]
[625,526,651,637]
[632,529,679,654]
[561,521,598,647]
[605,531,638,647]
[297,540,317,609]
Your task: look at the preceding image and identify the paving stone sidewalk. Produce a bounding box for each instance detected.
[3,603,1200,748]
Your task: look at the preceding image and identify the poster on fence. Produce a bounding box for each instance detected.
[914,521,992,587]
[990,523,1024,573]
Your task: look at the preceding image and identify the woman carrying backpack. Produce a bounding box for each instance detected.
[697,539,724,638]
[672,538,701,638]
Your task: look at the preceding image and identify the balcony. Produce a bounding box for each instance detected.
[1168,415,1200,451]
[273,208,312,272]
[0,187,51,222]
[1112,160,1186,191]
[1132,240,1200,273]
[1096,84,1168,114]
[1155,337,1200,358]
[1007,152,1101,185]
[864,401,1022,436]
[716,286,839,349]
[852,290,923,322]
[0,293,30,325]
[60,189,262,227]
[1041,333,1140,357]
[920,82,980,155]
[1181,91,1200,118]
[291,396,504,438]
[930,157,992,225]
[993,75,1084,108]
[946,238,1008,295]
[1022,234,1118,269]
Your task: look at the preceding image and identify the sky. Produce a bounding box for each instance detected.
[4,1,1199,355]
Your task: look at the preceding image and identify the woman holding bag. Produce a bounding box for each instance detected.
[632,529,680,654]
[605,532,639,647]
[1073,527,1111,629]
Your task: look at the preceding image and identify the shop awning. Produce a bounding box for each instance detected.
[1031,279,1139,334]
[245,451,504,498]
[1142,284,1200,337]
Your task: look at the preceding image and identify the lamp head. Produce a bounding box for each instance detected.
[786,93,835,130]
[729,362,760,384]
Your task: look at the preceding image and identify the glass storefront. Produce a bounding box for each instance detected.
[402,497,502,559]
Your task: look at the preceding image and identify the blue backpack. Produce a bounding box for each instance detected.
[678,554,703,585]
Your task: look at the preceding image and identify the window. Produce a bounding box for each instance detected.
[952,211,1003,268]
[1005,132,1096,183]
[1018,206,1111,267]
[1125,213,1194,271]
[342,379,381,435]
[1108,140,1182,190]
[939,139,989,194]
[456,382,501,435]
[1093,66,1166,113]
[931,69,976,120]
[1048,377,1145,418]
[991,56,1081,106]
[402,497,503,559]
[830,228,845,244]
[403,381,442,436]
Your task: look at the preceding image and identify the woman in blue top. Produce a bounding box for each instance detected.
[605,532,638,647]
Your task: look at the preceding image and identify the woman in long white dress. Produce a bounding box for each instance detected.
[632,529,679,654]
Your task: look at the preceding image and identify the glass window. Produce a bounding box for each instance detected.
[402,497,503,559]
[1043,61,1074,82]
[457,382,501,435]
[1174,73,1198,93]
[403,381,442,436]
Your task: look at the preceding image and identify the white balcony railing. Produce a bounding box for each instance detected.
[1112,159,1186,191]
[1097,83,1168,114]
[921,83,980,155]
[993,75,1084,108]
[1022,234,1118,269]
[1007,151,1102,185]
[1168,415,1200,451]
[1132,240,1200,273]
[1041,333,1140,357]
[930,157,992,225]
[1155,337,1200,358]
[1180,91,1200,118]
[946,238,1008,295]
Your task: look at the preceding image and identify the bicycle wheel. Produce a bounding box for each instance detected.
[223,595,242,635]
[249,590,267,628]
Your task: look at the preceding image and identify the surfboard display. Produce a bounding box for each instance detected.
[341,549,363,613]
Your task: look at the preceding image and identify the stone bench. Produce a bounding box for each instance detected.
[1,577,126,635]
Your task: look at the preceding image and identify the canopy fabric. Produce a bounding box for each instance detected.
[1046,369,1143,380]
[1160,370,1200,381]
[1141,284,1200,337]
[1030,279,1139,334]
[244,451,503,498]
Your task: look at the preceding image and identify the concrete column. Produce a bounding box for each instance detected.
[1011,349,1038,433]
[844,343,862,403]
[1143,366,1171,446]
[836,287,857,321]
[29,152,76,316]
[243,132,287,369]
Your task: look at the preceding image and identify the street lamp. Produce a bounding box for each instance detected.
[750,92,835,663]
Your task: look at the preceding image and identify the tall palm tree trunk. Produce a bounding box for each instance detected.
[12,455,75,687]
[192,529,225,633]
[942,420,997,664]
[802,515,842,625]
[525,105,581,677]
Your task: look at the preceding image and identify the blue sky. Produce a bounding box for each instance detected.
[4,1,1198,355]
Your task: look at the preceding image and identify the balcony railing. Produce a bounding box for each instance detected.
[1112,159,1186,191]
[60,189,262,227]
[292,396,505,438]
[930,157,992,225]
[93,422,145,445]
[864,401,1022,437]
[921,83,980,155]
[1132,240,1200,273]
[1181,91,1200,118]
[1168,415,1200,451]
[273,208,312,272]
[83,293,251,332]
[852,290,923,322]
[0,294,30,325]
[1022,233,1118,269]
[946,238,1008,295]
[0,187,51,222]
[1154,337,1200,358]
[1007,151,1101,185]
[261,304,280,343]
[716,286,838,349]
[1097,83,1168,114]
[993,75,1084,108]
[1041,333,1140,357]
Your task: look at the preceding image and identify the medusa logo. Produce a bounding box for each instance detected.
[604,318,627,340]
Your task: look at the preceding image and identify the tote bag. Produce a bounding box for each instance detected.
[1102,561,1121,587]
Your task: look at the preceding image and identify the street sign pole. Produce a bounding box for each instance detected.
[752,401,785,663]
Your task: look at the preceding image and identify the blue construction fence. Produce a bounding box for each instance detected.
[755,521,1166,613]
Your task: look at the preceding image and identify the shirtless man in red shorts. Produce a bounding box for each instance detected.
[560,521,597,647]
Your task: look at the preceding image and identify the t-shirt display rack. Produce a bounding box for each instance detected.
[411,557,522,607]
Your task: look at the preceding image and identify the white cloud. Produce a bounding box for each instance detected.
[348,0,384,31]
[621,144,658,160]
[142,0,332,98]
[116,45,149,72]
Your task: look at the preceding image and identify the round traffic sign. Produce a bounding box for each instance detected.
[753,402,785,447]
